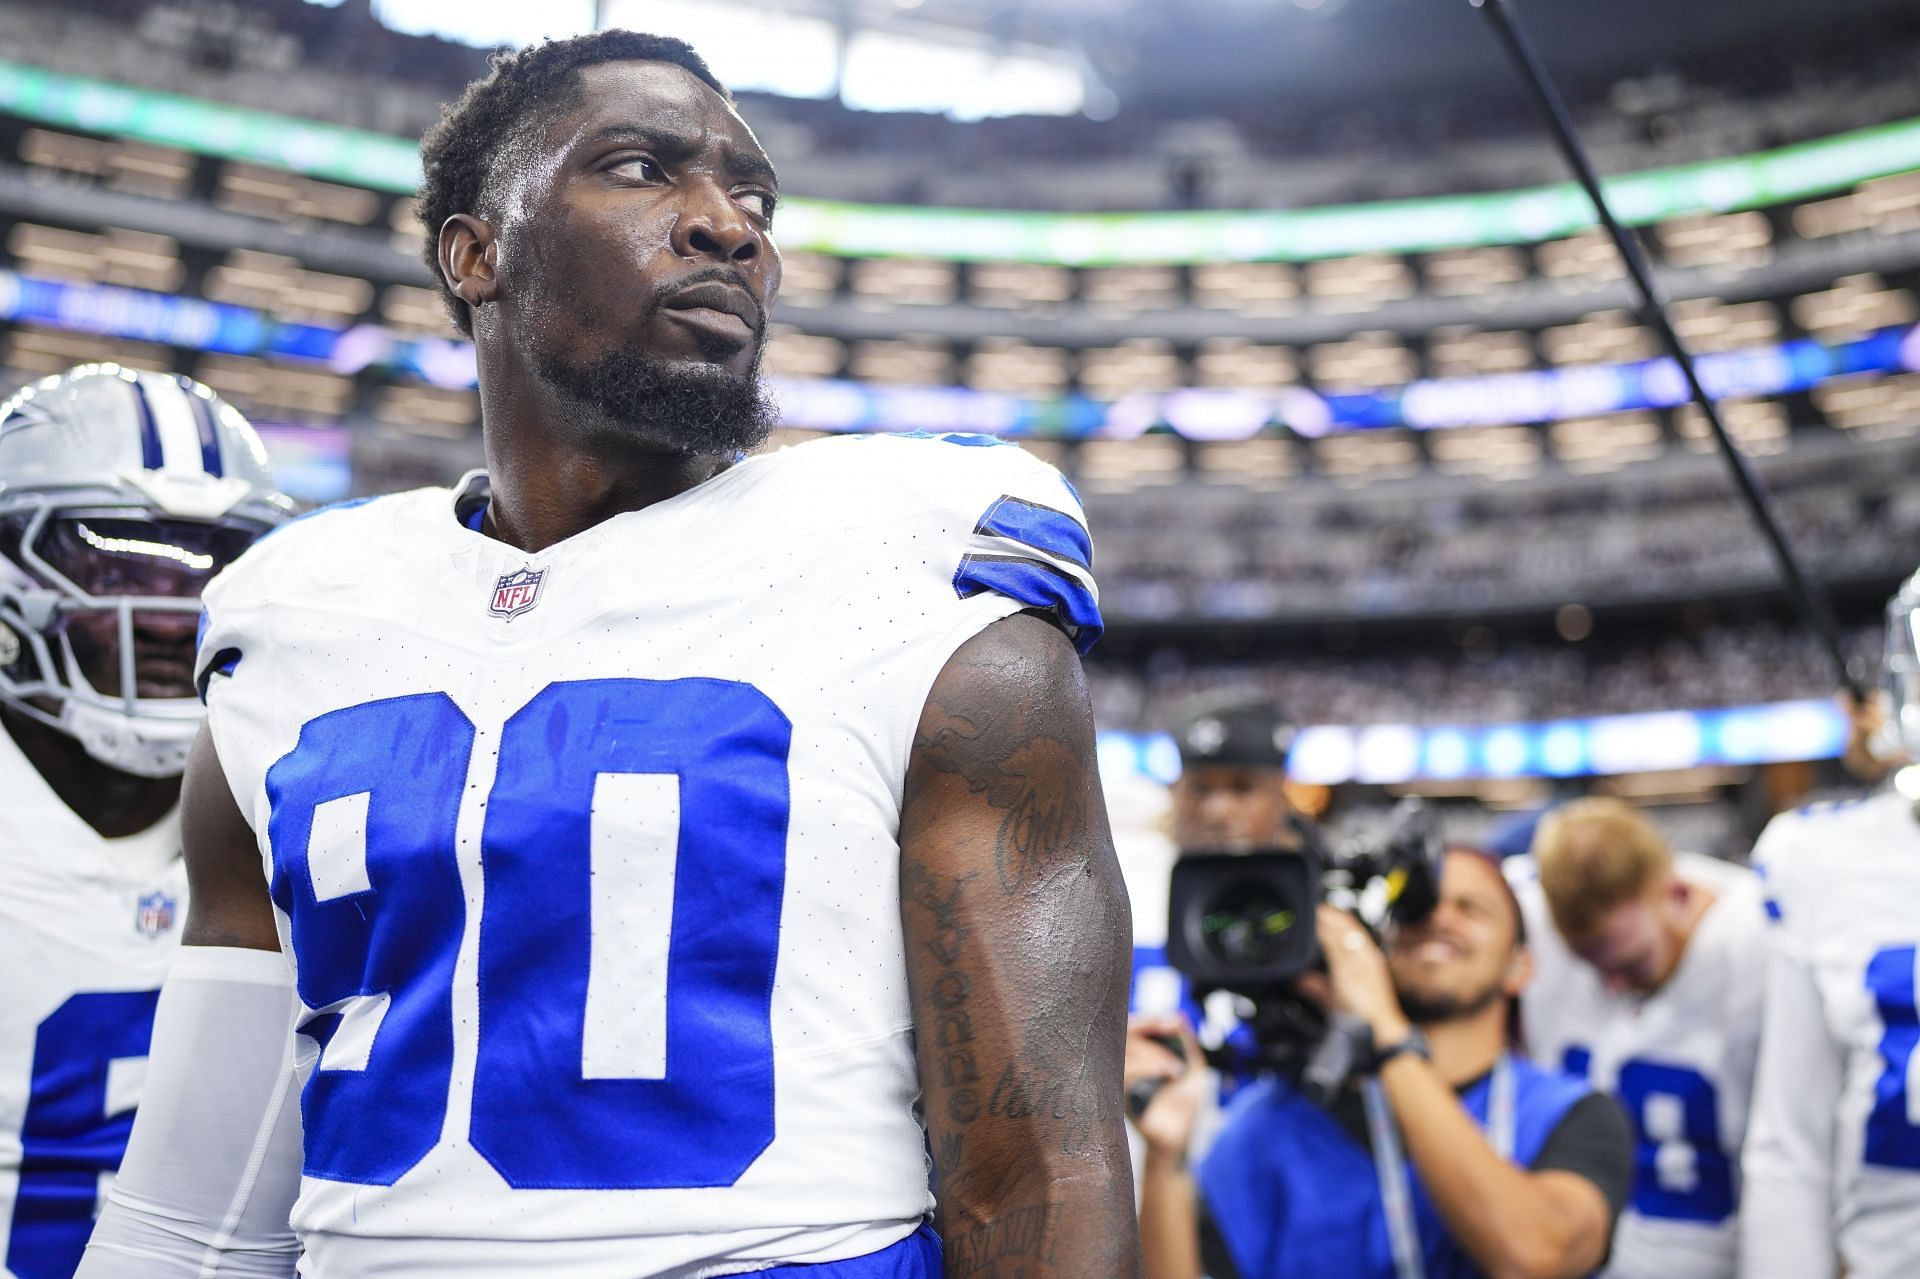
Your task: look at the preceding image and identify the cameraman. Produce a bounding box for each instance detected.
[1133,701,1299,1017]
[1130,703,1299,1089]
[1169,702,1298,852]
[1133,848,1632,1279]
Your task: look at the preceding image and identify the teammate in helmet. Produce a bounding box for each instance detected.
[0,364,286,1279]
[82,31,1138,1279]
[1740,568,1920,1279]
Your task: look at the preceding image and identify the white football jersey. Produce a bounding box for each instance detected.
[1514,852,1766,1279]
[1743,791,1920,1279]
[192,434,1100,1279]
[0,726,184,1279]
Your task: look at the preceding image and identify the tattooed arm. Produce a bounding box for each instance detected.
[901,612,1143,1279]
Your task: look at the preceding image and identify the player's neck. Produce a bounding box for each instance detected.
[0,705,180,839]
[1650,879,1719,992]
[479,450,730,552]
[475,362,735,553]
[1419,1000,1509,1087]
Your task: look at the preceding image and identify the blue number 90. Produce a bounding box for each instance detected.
[266,678,791,1189]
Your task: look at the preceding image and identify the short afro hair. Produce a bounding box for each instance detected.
[417,29,730,336]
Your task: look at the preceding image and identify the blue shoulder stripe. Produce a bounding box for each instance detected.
[953,553,1103,654]
[975,494,1092,571]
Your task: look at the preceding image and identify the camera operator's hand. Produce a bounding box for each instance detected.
[1125,1014,1211,1163]
[1315,905,1413,1047]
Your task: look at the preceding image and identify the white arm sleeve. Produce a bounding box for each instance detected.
[77,946,304,1279]
[1739,932,1844,1279]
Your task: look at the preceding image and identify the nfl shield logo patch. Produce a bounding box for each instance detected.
[135,892,176,938]
[490,566,545,620]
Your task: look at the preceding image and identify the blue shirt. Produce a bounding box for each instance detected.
[1198,1057,1593,1279]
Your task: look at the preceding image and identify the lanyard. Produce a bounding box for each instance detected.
[1363,1052,1516,1279]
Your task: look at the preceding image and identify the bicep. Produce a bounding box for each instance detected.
[1526,1170,1615,1274]
[1529,1095,1633,1274]
[899,612,1133,1184]
[181,725,279,951]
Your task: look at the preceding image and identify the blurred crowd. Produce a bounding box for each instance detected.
[1090,439,1920,622]
[1087,620,1878,730]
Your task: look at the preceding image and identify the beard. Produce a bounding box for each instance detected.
[532,342,779,458]
[1394,975,1505,1027]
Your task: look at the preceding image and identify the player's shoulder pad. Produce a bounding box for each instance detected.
[1748,792,1899,925]
[194,490,427,701]
[779,430,1084,522]
[776,432,1101,652]
[201,492,410,611]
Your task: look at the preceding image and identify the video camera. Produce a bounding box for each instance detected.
[1161,797,1447,1098]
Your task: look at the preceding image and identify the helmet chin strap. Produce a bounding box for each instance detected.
[58,696,198,778]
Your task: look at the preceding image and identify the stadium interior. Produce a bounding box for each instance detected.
[3,0,1918,857]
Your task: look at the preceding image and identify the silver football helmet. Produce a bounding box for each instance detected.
[1890,567,1920,766]
[0,364,291,777]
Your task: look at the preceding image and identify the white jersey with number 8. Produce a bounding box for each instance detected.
[1515,851,1766,1279]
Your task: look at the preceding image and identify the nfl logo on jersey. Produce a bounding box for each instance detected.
[490,567,545,619]
[135,892,176,938]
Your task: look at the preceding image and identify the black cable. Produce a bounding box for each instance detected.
[1469,0,1865,699]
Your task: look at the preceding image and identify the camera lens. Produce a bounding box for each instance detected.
[1198,881,1300,968]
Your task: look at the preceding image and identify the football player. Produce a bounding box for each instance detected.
[1740,568,1920,1279]
[1512,798,1769,1279]
[80,30,1138,1279]
[0,364,286,1279]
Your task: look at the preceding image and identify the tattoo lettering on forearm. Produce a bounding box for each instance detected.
[985,1062,1101,1157]
[937,1130,966,1175]
[905,860,987,1129]
[950,1201,1063,1278]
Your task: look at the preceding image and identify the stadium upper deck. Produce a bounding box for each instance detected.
[0,0,1914,629]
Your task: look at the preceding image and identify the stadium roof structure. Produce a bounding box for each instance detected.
[2,60,1917,266]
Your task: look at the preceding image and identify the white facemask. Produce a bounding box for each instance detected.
[58,696,200,778]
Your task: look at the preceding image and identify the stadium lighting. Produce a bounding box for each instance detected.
[357,0,1084,118]
[1108,698,1852,788]
[1895,765,1920,803]
[600,0,839,100]
[840,30,1086,119]
[370,0,594,48]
